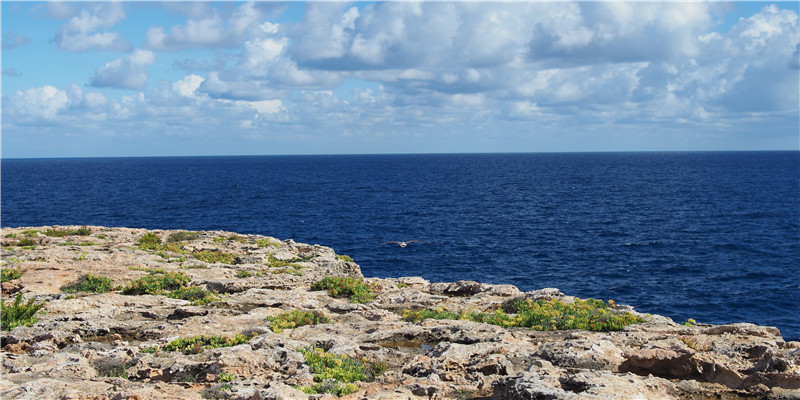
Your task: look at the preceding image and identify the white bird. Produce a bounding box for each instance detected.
[378,240,425,248]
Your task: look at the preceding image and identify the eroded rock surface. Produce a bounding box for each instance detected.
[1,226,798,400]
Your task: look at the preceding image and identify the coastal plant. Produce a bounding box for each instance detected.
[60,274,115,293]
[256,238,281,248]
[194,250,237,265]
[15,237,38,247]
[1,293,45,331]
[162,334,250,354]
[167,286,220,305]
[265,254,303,268]
[167,231,201,243]
[335,254,354,262]
[1,267,22,282]
[403,298,644,332]
[681,318,697,327]
[297,347,367,396]
[266,309,330,333]
[121,271,191,295]
[4,233,17,238]
[44,227,92,237]
[235,270,253,278]
[137,233,162,250]
[311,277,375,304]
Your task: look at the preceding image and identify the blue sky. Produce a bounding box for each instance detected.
[2,1,798,158]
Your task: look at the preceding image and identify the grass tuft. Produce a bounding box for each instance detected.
[1,267,22,282]
[121,271,191,295]
[163,334,250,354]
[297,347,367,396]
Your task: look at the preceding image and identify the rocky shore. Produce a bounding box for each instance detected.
[1,226,798,400]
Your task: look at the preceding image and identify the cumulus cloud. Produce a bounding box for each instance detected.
[90,50,156,90]
[146,2,263,50]
[7,86,70,119]
[52,2,130,52]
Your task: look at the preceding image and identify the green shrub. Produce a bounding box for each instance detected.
[1,293,45,331]
[1,267,22,282]
[16,237,38,247]
[235,270,253,278]
[4,233,18,238]
[137,233,162,250]
[335,254,354,262]
[167,231,201,243]
[311,277,375,304]
[168,286,220,305]
[403,298,644,332]
[265,254,303,268]
[61,274,115,293]
[163,334,250,353]
[266,310,330,333]
[193,250,237,265]
[297,347,366,396]
[121,271,191,295]
[44,227,92,237]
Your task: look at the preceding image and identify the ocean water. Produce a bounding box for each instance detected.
[2,152,798,340]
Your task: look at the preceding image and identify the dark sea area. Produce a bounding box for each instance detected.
[2,151,798,340]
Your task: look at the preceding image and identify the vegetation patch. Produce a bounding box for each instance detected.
[167,286,220,305]
[311,277,375,304]
[256,238,282,248]
[193,250,237,265]
[235,270,253,278]
[15,237,39,248]
[121,271,191,295]
[1,293,46,331]
[163,334,250,354]
[61,274,115,293]
[167,231,201,243]
[266,310,330,333]
[335,254,353,263]
[297,347,368,396]
[1,267,22,282]
[403,298,644,332]
[44,226,92,237]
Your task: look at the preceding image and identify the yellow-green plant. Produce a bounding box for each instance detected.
[1,267,22,282]
[167,286,220,305]
[266,310,330,333]
[297,347,367,396]
[121,271,191,295]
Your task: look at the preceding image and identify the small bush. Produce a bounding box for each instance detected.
[163,334,250,353]
[137,233,162,250]
[16,237,38,247]
[335,254,354,263]
[61,274,115,293]
[311,277,375,304]
[193,250,237,265]
[265,254,303,269]
[121,271,191,295]
[45,226,92,237]
[297,347,366,396]
[1,267,22,282]
[168,286,220,305]
[167,231,201,243]
[235,270,253,278]
[1,293,45,331]
[266,310,330,333]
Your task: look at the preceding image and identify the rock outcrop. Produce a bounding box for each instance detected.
[1,226,798,399]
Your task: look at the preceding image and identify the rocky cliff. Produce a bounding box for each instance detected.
[1,226,798,400]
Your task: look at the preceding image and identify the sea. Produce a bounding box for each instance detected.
[1,152,798,340]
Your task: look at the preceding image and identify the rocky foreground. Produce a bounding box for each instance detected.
[1,226,798,400]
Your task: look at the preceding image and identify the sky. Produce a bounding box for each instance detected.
[1,1,798,158]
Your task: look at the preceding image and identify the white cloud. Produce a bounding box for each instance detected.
[173,75,206,98]
[52,3,130,52]
[90,50,156,90]
[8,86,70,119]
[146,2,263,50]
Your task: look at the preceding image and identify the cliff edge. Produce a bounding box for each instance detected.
[1,226,798,400]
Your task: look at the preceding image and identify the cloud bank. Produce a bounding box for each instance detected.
[2,2,798,157]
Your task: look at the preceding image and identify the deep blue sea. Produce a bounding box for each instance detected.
[2,152,798,340]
